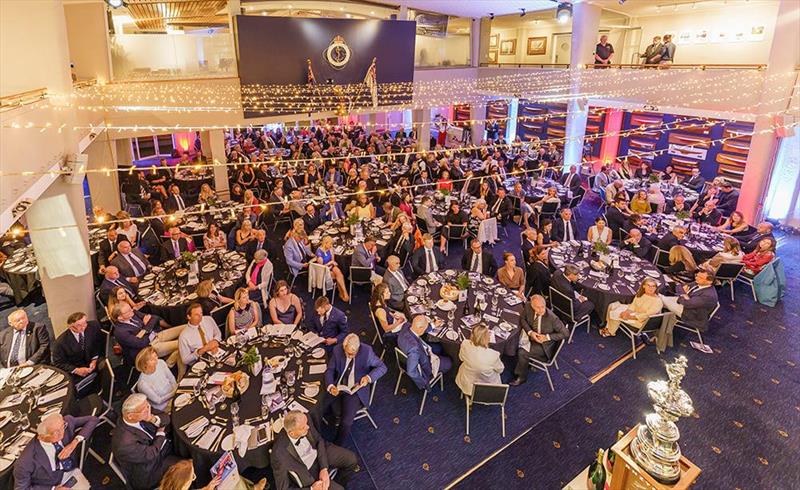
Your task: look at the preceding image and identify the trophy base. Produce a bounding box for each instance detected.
[630,433,681,484]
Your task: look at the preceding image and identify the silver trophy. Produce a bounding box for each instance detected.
[630,356,694,484]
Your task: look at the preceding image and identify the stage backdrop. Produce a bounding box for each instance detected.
[235,16,416,118]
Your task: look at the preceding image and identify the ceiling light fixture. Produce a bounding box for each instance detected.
[556,2,572,24]
[105,0,124,8]
[489,12,495,20]
[520,8,526,17]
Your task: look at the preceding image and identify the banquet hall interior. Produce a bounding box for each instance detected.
[0,0,798,488]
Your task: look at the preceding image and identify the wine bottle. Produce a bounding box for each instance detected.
[588,449,607,490]
[608,430,624,471]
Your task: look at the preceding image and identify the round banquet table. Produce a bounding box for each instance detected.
[622,179,698,205]
[171,332,326,485]
[548,241,666,318]
[295,184,351,208]
[178,200,239,239]
[642,214,725,262]
[138,249,247,308]
[1,245,39,305]
[413,191,476,223]
[0,365,75,487]
[307,217,392,271]
[404,270,524,364]
[173,168,213,197]
[504,176,569,203]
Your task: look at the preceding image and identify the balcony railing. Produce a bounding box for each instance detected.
[480,63,569,69]
[582,63,767,70]
[0,87,48,112]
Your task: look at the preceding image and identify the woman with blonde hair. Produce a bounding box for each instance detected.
[159,459,266,490]
[198,183,216,203]
[227,287,261,336]
[314,235,350,302]
[108,286,172,330]
[630,190,651,214]
[455,323,504,395]
[666,245,697,282]
[235,219,255,252]
[195,279,233,314]
[702,237,743,272]
[117,211,139,245]
[135,346,176,412]
[601,278,663,337]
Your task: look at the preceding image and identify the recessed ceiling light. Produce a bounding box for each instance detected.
[346,13,352,18]
[370,11,375,15]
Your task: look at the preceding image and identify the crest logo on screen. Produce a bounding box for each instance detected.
[324,35,352,70]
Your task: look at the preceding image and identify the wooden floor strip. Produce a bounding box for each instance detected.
[589,344,644,384]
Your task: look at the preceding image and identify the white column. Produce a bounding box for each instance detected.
[414,109,431,151]
[506,98,519,142]
[738,0,800,223]
[471,103,486,145]
[563,1,602,171]
[85,133,120,213]
[398,2,409,20]
[205,130,230,199]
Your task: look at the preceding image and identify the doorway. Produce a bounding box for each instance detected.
[552,33,571,64]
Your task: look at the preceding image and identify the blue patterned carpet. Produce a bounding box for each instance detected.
[3,194,797,489]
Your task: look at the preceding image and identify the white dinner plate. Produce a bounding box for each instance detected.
[191,361,207,374]
[0,458,12,472]
[417,279,428,286]
[304,386,320,398]
[445,330,459,341]
[496,287,508,295]
[597,283,610,290]
[16,366,33,379]
[174,393,192,409]
[407,295,418,304]
[202,263,218,273]
[482,277,495,285]
[272,417,284,434]
[436,300,456,311]
[45,373,64,387]
[221,433,236,451]
[311,348,325,359]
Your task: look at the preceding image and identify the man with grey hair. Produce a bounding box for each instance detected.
[14,412,99,489]
[270,410,358,490]
[111,393,178,490]
[552,264,595,320]
[324,333,387,444]
[382,255,408,310]
[0,309,50,368]
[510,294,569,386]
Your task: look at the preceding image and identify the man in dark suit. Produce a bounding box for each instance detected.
[112,394,179,490]
[692,201,722,226]
[352,236,385,280]
[622,229,653,260]
[550,207,578,242]
[110,240,151,281]
[397,315,452,390]
[0,309,50,368]
[382,256,409,311]
[270,410,358,490]
[324,334,387,444]
[163,184,187,213]
[159,226,191,263]
[322,196,346,222]
[310,297,349,354]
[741,222,774,253]
[665,194,689,215]
[605,199,628,237]
[551,265,595,320]
[14,413,100,489]
[655,226,687,251]
[303,203,324,234]
[510,295,569,385]
[520,228,538,266]
[110,302,180,368]
[462,239,498,276]
[561,165,583,193]
[411,233,445,277]
[660,269,719,331]
[245,229,269,262]
[97,227,125,273]
[488,187,514,225]
[716,182,739,216]
[385,223,414,263]
[52,312,104,397]
[98,265,139,305]
[683,168,706,193]
[526,247,552,297]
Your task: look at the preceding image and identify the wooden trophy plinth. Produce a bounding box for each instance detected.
[609,426,701,490]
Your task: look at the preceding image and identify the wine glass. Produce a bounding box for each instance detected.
[491,295,498,312]
[447,309,455,325]
[261,395,270,418]
[231,402,240,427]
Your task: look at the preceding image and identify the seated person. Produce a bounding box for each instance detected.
[621,228,653,259]
[52,312,104,397]
[488,187,513,224]
[526,246,551,297]
[386,222,415,262]
[194,279,233,315]
[462,239,498,276]
[741,238,776,276]
[159,226,191,263]
[159,459,266,490]
[605,198,629,236]
[98,264,139,306]
[352,235,385,284]
[370,283,408,336]
[655,226,686,251]
[551,265,595,320]
[226,287,261,337]
[313,235,350,302]
[551,208,579,243]
[716,181,739,216]
[397,315,453,390]
[455,324,504,396]
[110,240,151,282]
[310,297,349,354]
[416,196,441,235]
[439,202,469,252]
[245,229,270,262]
[203,221,228,250]
[14,413,99,490]
[510,295,569,386]
[520,227,539,265]
[268,280,304,325]
[716,211,752,238]
[107,286,172,330]
[497,252,525,299]
[177,303,222,367]
[587,217,613,245]
[112,394,180,490]
[629,190,651,214]
[665,245,698,283]
[382,255,410,311]
[741,222,774,253]
[702,237,744,272]
[666,194,690,215]
[692,201,722,226]
[135,346,176,412]
[270,411,359,490]
[601,278,663,337]
[245,249,273,305]
[111,302,182,368]
[324,334,387,444]
[303,203,324,234]
[659,269,719,331]
[0,309,50,368]
[411,233,445,277]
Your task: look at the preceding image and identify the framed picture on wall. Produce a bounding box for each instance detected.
[749,25,765,41]
[526,37,547,55]
[678,31,693,45]
[500,39,517,55]
[489,34,499,49]
[488,50,498,63]
[694,30,709,44]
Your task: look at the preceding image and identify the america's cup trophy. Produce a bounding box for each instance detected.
[629,356,695,484]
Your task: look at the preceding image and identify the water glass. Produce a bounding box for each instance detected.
[285,369,296,386]
[261,395,270,417]
[491,295,498,312]
[208,400,216,415]
[231,402,240,426]
[447,309,455,325]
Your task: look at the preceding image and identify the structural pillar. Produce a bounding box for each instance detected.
[563,1,602,172]
[84,132,120,213]
[204,130,230,199]
[738,0,800,223]
[470,103,486,146]
[598,108,625,171]
[414,109,431,151]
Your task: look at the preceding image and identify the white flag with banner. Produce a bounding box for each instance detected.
[364,57,378,108]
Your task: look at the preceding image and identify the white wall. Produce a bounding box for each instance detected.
[64,2,111,83]
[415,34,471,67]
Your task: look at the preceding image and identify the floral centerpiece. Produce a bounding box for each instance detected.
[592,241,610,255]
[675,210,690,220]
[648,173,660,184]
[241,346,262,375]
[455,273,471,290]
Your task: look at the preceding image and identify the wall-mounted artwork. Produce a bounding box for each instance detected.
[500,39,517,55]
[526,37,547,55]
[489,34,499,49]
[694,30,709,44]
[749,25,765,42]
[711,30,729,43]
[488,50,498,63]
[677,31,692,45]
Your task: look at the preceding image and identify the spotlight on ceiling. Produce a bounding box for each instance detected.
[618,0,626,4]
[489,12,495,20]
[105,0,125,8]
[556,2,572,23]
[520,8,526,17]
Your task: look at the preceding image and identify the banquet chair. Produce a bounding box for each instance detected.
[348,266,374,304]
[107,452,128,487]
[618,311,672,359]
[734,260,774,302]
[549,286,591,344]
[442,223,468,255]
[465,383,510,437]
[354,381,379,429]
[652,247,672,270]
[210,302,234,333]
[288,267,308,292]
[566,193,584,218]
[308,262,335,304]
[618,227,630,244]
[537,201,560,228]
[527,339,566,391]
[393,347,444,416]
[120,193,143,218]
[715,262,746,301]
[674,302,720,346]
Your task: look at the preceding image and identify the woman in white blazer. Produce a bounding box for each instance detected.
[456,324,504,396]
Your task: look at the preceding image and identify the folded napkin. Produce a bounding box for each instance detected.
[504,296,523,306]
[265,324,296,336]
[233,425,253,458]
[23,370,52,389]
[38,386,68,406]
[0,393,26,409]
[179,377,201,388]
[376,240,388,246]
[288,400,309,414]
[308,364,326,375]
[483,314,500,324]
[197,425,223,450]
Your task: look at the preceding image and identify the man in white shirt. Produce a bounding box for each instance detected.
[178,302,222,366]
[411,233,444,277]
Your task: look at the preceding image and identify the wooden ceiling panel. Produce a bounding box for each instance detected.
[125,0,228,31]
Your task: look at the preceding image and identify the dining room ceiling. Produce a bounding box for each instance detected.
[124,0,229,31]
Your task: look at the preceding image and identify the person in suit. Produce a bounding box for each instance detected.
[551,207,579,242]
[561,165,583,193]
[322,196,346,222]
[0,309,50,368]
[659,269,719,331]
[386,222,414,263]
[310,297,349,354]
[110,302,183,368]
[665,194,690,215]
[716,182,740,216]
[302,203,324,234]
[683,168,706,193]
[159,226,191,263]
[605,198,629,237]
[284,233,314,278]
[520,227,539,266]
[526,246,552,297]
[352,236,385,283]
[52,312,104,397]
[593,166,612,193]
[163,184,187,213]
[634,163,651,180]
[488,187,513,225]
[692,201,722,226]
[510,295,569,385]
[552,265,595,320]
[382,255,409,311]
[245,229,269,263]
[14,413,99,489]
[270,410,358,490]
[741,222,775,253]
[112,394,180,490]
[455,324,504,396]
[397,315,452,390]
[324,334,387,444]
[462,239,498,276]
[97,226,125,273]
[655,226,687,251]
[411,233,445,277]
[416,196,441,235]
[110,240,151,281]
[98,265,138,305]
[622,228,653,260]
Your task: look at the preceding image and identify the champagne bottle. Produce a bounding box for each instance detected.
[588,449,607,490]
[608,430,624,471]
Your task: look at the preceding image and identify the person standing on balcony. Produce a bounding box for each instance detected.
[659,34,676,67]
[594,35,614,68]
[640,36,663,65]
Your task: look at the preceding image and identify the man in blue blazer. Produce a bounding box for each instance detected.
[322,196,346,222]
[325,334,387,444]
[396,315,452,391]
[14,413,100,489]
[283,233,313,278]
[310,297,349,354]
